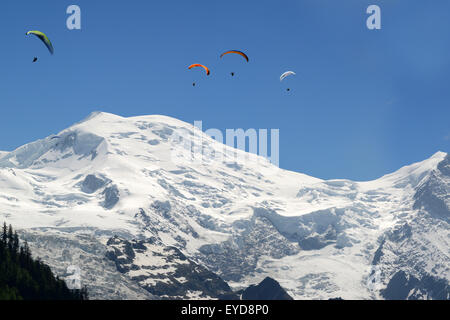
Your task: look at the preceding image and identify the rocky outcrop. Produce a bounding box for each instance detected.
[81,174,110,194]
[106,236,238,299]
[242,277,293,300]
[102,185,120,209]
[381,271,449,300]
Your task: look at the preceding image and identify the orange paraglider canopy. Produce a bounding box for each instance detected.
[220,50,249,62]
[188,64,210,75]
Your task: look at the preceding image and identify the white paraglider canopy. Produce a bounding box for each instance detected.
[280,71,296,81]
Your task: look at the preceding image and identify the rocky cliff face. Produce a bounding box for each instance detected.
[371,154,449,300]
[105,236,238,299]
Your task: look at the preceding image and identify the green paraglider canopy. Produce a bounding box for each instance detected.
[26,31,54,55]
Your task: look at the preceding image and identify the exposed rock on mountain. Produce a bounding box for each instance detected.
[242,277,293,300]
[106,236,238,299]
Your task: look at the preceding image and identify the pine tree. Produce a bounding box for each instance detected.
[2,222,7,243]
[7,224,13,251]
[12,231,19,255]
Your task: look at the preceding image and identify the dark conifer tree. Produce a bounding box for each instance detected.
[12,231,19,254]
[7,224,13,251]
[1,222,6,243]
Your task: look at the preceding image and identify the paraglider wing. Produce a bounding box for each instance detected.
[188,64,210,75]
[220,50,249,62]
[280,71,296,82]
[26,31,54,55]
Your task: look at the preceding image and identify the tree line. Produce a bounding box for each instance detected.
[0,222,88,300]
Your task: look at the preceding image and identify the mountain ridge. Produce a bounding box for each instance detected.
[1,111,445,180]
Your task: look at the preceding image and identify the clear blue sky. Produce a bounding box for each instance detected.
[0,0,448,180]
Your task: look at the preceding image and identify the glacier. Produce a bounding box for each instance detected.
[0,112,448,300]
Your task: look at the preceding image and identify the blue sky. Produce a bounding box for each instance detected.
[0,0,448,180]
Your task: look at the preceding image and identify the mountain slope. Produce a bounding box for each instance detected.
[0,112,447,299]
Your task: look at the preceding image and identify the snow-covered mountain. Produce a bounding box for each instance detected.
[0,112,448,300]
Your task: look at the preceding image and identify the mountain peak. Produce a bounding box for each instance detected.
[431,151,448,159]
[73,111,125,127]
[242,277,293,300]
[365,151,447,188]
